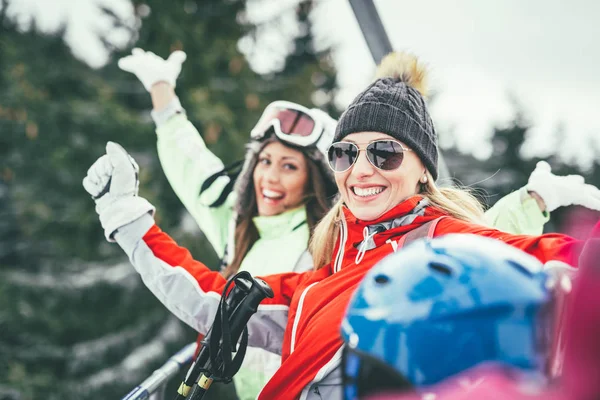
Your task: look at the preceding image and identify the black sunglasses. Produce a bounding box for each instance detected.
[327,140,412,173]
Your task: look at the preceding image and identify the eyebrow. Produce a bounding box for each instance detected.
[260,152,301,162]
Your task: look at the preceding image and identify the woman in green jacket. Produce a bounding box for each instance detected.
[116,48,600,399]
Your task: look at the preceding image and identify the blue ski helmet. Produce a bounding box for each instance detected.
[341,234,555,400]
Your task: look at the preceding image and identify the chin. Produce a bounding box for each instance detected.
[257,205,283,217]
[349,206,386,222]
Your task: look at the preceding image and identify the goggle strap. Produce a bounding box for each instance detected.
[208,179,237,208]
[199,159,244,208]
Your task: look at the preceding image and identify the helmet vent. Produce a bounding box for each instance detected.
[507,260,534,277]
[429,262,452,276]
[374,274,390,284]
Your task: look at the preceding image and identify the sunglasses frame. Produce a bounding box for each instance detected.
[250,100,324,148]
[327,139,412,173]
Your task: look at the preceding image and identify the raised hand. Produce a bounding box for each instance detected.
[83,142,155,241]
[527,161,600,212]
[118,48,187,91]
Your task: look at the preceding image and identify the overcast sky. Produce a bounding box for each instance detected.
[6,0,600,168]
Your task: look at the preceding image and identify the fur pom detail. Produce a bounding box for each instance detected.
[375,52,429,97]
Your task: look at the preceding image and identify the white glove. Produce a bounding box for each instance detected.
[310,108,337,156]
[118,48,187,91]
[83,142,155,241]
[526,161,600,212]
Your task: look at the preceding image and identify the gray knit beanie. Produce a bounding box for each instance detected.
[334,52,438,180]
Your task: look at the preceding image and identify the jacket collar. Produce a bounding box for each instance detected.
[342,195,429,228]
[252,205,307,239]
[333,196,445,271]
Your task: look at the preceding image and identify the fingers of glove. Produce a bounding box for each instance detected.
[119,48,162,72]
[127,153,140,172]
[83,175,105,198]
[563,174,585,186]
[167,50,187,66]
[117,55,138,72]
[83,155,112,197]
[578,184,600,211]
[86,154,112,182]
[106,141,136,170]
[105,141,139,196]
[535,161,552,173]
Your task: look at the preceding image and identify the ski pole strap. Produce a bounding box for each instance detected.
[184,272,273,400]
[207,277,250,383]
[173,273,250,400]
[199,160,244,208]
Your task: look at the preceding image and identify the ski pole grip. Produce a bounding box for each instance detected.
[224,274,273,342]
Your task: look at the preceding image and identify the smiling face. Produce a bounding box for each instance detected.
[334,132,426,221]
[253,141,309,217]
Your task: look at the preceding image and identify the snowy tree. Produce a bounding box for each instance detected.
[0,0,335,398]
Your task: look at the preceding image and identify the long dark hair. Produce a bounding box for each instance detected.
[222,154,332,278]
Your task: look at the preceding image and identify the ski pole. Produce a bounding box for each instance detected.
[121,342,197,400]
[174,271,273,400]
[186,273,273,400]
[173,275,251,399]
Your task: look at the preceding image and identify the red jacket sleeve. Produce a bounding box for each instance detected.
[132,223,307,352]
[142,224,307,306]
[143,224,228,293]
[435,217,584,266]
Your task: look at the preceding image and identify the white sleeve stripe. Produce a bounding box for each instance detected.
[290,282,319,354]
[131,241,222,334]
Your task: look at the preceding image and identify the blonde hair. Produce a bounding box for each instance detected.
[309,172,486,270]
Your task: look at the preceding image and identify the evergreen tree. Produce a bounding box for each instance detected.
[443,114,600,233]
[0,0,335,398]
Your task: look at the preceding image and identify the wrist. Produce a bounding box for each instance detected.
[150,82,177,110]
[526,190,547,213]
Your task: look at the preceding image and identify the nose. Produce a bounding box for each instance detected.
[351,150,375,178]
[264,164,280,183]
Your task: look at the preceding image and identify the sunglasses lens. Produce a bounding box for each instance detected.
[366,140,405,170]
[328,142,358,172]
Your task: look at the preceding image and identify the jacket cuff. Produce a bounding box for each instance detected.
[113,213,155,256]
[151,96,185,127]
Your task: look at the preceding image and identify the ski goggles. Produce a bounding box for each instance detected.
[327,140,412,173]
[250,101,325,148]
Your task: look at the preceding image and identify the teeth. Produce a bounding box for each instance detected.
[353,186,384,197]
[263,189,284,199]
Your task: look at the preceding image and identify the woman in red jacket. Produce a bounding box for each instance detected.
[83,52,594,400]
